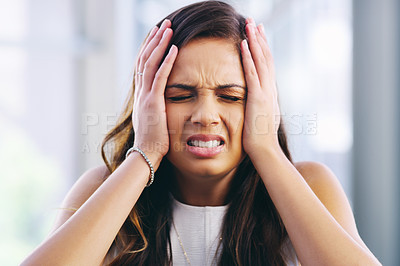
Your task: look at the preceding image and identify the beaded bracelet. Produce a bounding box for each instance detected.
[125,147,154,187]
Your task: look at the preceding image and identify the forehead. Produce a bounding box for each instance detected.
[167,38,245,86]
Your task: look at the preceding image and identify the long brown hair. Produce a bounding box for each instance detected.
[101,1,293,265]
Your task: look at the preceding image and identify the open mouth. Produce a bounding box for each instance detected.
[187,139,225,148]
[185,134,226,157]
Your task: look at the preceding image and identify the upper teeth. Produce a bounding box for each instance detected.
[190,140,221,148]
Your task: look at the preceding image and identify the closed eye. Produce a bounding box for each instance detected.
[167,95,193,102]
[219,95,243,102]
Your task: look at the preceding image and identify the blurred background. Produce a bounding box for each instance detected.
[0,0,398,265]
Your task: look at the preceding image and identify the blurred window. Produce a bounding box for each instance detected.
[0,0,352,264]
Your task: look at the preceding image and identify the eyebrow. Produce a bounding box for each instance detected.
[166,83,246,91]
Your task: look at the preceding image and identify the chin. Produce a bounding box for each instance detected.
[167,155,239,180]
[185,167,230,179]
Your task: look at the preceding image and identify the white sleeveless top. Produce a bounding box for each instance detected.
[169,196,299,265]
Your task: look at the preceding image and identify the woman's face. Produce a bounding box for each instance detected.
[165,38,246,180]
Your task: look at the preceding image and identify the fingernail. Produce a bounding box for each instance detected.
[168,44,177,55]
[242,39,249,50]
[260,23,265,34]
[161,28,171,40]
[249,17,256,25]
[150,26,158,35]
[160,19,169,30]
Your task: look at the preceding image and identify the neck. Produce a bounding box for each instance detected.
[171,169,237,206]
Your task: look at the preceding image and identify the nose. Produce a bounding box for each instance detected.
[190,97,221,127]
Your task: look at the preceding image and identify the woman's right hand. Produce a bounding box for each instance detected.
[132,19,178,162]
[21,29,178,261]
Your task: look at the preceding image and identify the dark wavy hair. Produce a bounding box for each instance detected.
[101,1,292,265]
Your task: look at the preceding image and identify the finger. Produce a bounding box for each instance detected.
[245,18,268,52]
[254,24,278,98]
[256,23,275,76]
[240,39,261,91]
[245,23,270,85]
[255,24,268,58]
[246,17,256,26]
[136,19,171,94]
[246,19,279,102]
[246,19,274,73]
[142,28,174,91]
[257,23,268,44]
[151,45,178,95]
[137,19,171,74]
[136,25,158,73]
[135,26,159,93]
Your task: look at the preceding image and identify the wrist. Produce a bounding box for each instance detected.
[245,140,282,159]
[126,144,165,187]
[132,143,165,169]
[141,149,164,171]
[247,144,291,180]
[247,143,288,168]
[133,141,166,163]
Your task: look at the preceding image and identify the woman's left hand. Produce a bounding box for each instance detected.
[240,19,382,266]
[241,18,282,157]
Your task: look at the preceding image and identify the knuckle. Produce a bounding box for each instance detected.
[144,99,158,110]
[139,51,147,61]
[249,67,258,77]
[135,57,141,68]
[256,55,267,65]
[140,49,152,63]
[144,60,155,70]
[154,71,167,82]
[136,59,142,70]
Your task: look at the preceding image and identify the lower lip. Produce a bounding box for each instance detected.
[186,143,225,157]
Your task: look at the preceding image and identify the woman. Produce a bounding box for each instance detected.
[22,1,381,265]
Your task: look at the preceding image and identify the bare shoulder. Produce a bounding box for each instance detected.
[65,164,111,206]
[293,161,347,209]
[50,164,111,233]
[293,161,335,183]
[293,161,364,245]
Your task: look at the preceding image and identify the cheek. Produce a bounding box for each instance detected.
[166,105,187,138]
[165,106,188,158]
[223,107,245,136]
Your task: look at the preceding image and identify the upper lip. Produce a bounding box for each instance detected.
[186,134,225,144]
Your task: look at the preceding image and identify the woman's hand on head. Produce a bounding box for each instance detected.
[241,18,282,157]
[132,19,178,159]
